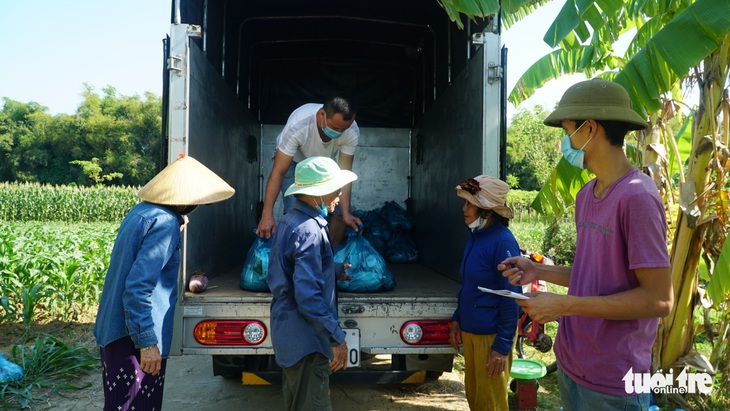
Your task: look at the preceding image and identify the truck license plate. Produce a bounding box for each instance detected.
[344,329,360,368]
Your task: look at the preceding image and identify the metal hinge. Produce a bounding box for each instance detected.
[487,62,503,84]
[471,32,487,45]
[186,24,202,38]
[168,55,183,77]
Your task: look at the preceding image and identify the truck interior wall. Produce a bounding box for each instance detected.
[176,0,490,129]
[186,41,260,278]
[410,46,487,278]
[260,126,411,221]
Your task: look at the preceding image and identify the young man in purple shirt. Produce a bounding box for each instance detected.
[500,79,673,410]
[267,156,357,411]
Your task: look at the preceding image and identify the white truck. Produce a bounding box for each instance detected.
[165,0,507,384]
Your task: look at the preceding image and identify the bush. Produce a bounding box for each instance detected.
[510,220,547,254]
[541,215,576,265]
[507,190,548,223]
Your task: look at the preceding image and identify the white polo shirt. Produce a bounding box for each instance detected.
[276,103,359,163]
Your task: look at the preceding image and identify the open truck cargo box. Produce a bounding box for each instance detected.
[164,0,507,383]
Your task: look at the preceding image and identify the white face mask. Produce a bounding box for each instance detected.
[468,216,487,231]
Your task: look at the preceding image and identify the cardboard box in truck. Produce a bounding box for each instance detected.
[164,0,507,384]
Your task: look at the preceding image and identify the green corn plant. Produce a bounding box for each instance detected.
[0,336,97,409]
[21,283,50,329]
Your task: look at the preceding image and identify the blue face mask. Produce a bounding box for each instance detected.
[316,198,329,218]
[321,115,343,139]
[560,121,592,169]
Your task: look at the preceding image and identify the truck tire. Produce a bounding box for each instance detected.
[425,371,444,380]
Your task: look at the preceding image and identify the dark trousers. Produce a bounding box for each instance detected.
[100,336,167,411]
[282,353,333,411]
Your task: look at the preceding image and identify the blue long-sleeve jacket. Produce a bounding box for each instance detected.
[94,202,183,357]
[267,200,346,368]
[451,223,521,355]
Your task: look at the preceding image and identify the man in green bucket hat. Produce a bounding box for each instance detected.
[500,78,673,410]
[267,156,357,411]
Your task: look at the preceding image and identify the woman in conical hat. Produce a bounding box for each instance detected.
[94,154,234,411]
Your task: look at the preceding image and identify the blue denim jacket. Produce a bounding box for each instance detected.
[94,202,183,358]
[267,200,346,368]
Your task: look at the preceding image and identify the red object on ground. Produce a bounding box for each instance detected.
[514,378,539,410]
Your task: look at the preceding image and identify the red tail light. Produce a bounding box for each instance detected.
[400,320,451,345]
[193,320,267,345]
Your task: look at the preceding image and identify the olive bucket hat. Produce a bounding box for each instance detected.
[138,153,235,205]
[543,78,649,130]
[284,156,357,197]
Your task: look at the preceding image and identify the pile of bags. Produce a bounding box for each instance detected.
[356,201,418,264]
[239,200,416,293]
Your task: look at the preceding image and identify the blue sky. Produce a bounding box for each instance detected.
[0,0,577,120]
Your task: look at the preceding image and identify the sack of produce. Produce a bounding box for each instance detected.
[240,236,272,292]
[385,231,419,263]
[379,200,414,232]
[334,235,395,293]
[360,209,391,254]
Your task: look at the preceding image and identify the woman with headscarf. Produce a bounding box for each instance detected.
[449,175,521,411]
[94,154,235,411]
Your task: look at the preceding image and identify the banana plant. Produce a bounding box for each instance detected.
[438,0,730,373]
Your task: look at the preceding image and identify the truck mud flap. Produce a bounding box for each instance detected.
[241,370,427,385]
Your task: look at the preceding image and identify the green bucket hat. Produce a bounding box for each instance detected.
[284,156,357,197]
[543,78,648,130]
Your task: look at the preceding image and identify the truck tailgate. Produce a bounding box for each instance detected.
[184,263,460,303]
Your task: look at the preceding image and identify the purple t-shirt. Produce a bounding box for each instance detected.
[554,168,670,396]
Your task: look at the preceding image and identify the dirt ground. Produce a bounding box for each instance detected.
[1,322,469,411]
[38,356,469,411]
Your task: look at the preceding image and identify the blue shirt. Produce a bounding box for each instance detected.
[451,223,521,356]
[94,202,183,358]
[267,200,346,368]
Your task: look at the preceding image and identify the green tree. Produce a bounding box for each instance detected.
[1,86,162,186]
[76,85,161,186]
[69,158,123,185]
[0,98,55,182]
[506,105,563,190]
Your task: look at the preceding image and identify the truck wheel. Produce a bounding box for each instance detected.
[425,371,443,380]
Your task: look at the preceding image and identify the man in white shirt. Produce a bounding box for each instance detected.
[256,94,363,239]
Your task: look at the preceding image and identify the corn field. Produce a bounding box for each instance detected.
[0,221,118,324]
[0,182,139,222]
[1,182,134,323]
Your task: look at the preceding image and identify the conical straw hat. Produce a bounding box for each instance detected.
[137,154,235,205]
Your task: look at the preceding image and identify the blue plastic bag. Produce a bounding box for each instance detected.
[385,231,419,263]
[334,235,395,293]
[0,353,23,383]
[361,210,391,254]
[379,201,414,232]
[240,237,272,292]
